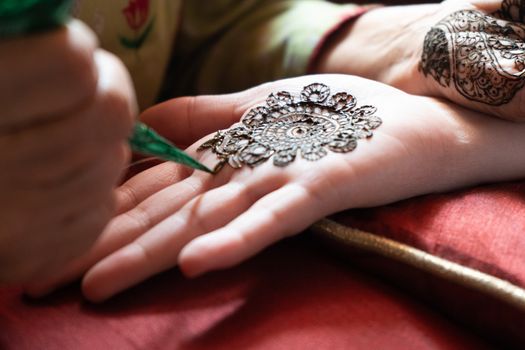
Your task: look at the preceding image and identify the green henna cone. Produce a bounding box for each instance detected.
[0,0,74,37]
[130,123,212,174]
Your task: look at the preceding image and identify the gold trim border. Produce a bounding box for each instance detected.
[313,218,525,311]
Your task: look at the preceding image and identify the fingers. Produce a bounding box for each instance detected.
[93,49,137,138]
[0,20,99,128]
[115,161,193,214]
[113,135,218,215]
[178,183,331,278]
[4,193,117,284]
[0,51,136,200]
[139,83,276,146]
[81,170,285,302]
[25,193,117,282]
[0,49,135,164]
[463,0,503,12]
[140,95,243,147]
[3,142,130,283]
[25,142,214,296]
[0,35,136,284]
[24,164,211,296]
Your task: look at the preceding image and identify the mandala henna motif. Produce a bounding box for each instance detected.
[420,2,525,106]
[198,84,382,172]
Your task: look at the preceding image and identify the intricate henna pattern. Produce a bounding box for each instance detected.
[421,27,451,87]
[495,0,525,23]
[198,84,381,171]
[420,1,525,106]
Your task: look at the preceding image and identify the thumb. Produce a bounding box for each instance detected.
[139,88,268,147]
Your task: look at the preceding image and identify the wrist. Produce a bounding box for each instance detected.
[430,99,525,188]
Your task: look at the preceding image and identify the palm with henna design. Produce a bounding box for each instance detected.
[316,0,525,121]
[25,75,525,302]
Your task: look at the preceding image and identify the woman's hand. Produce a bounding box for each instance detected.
[0,21,136,283]
[315,0,525,121]
[26,74,525,301]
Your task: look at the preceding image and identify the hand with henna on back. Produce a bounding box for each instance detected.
[315,0,525,121]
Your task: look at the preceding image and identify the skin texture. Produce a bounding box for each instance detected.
[315,0,525,121]
[25,75,525,302]
[0,21,136,283]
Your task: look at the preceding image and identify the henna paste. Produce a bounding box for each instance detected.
[420,1,525,106]
[198,84,382,171]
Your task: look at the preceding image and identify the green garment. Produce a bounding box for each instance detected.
[75,0,361,109]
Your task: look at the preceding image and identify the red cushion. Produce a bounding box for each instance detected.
[0,237,488,349]
[324,180,525,346]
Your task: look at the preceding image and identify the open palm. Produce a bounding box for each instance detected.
[27,75,525,301]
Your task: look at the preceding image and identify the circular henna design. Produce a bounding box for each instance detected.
[420,1,525,106]
[198,83,382,171]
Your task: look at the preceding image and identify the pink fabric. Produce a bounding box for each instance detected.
[0,237,488,349]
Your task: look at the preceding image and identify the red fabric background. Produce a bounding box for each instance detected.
[0,1,517,348]
[0,236,489,349]
[332,180,525,346]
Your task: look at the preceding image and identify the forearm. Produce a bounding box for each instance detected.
[410,97,525,198]
[314,4,438,89]
[450,102,525,185]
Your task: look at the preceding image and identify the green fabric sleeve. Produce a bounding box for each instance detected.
[169,0,363,96]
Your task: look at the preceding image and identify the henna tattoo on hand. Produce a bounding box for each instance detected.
[420,0,525,106]
[496,0,525,23]
[198,84,381,172]
[421,27,451,88]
